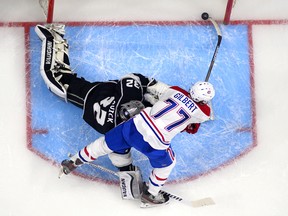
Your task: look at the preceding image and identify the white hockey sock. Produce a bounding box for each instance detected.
[78,137,113,163]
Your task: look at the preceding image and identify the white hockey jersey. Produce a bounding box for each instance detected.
[133,86,211,150]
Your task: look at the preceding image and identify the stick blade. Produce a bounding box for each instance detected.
[191,197,215,207]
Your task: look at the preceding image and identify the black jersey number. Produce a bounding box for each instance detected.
[93,97,115,126]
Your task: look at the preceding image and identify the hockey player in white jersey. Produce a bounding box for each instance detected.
[60,79,215,207]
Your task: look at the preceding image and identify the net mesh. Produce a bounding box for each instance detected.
[39,0,54,23]
[39,0,49,17]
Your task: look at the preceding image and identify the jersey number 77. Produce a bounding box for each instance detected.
[152,99,190,131]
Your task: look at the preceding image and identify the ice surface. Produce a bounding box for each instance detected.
[29,24,254,184]
[0,1,288,216]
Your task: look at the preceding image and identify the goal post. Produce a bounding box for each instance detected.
[38,0,235,24]
[223,0,235,25]
[39,0,55,23]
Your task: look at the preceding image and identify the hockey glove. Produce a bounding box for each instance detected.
[147,81,170,99]
[144,93,159,105]
[184,123,200,134]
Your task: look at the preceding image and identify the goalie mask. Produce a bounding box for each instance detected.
[119,100,145,121]
[190,81,215,104]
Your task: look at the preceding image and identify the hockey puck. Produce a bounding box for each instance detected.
[201,12,209,20]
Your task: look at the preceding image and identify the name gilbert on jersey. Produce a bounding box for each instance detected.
[173,92,198,112]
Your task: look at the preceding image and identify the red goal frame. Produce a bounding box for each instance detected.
[46,0,54,23]
[44,0,234,24]
[224,0,234,25]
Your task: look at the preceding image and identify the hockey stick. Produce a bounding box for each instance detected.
[200,13,222,120]
[88,162,215,207]
[88,162,119,177]
[201,13,222,82]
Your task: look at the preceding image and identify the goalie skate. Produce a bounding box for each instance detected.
[43,23,66,37]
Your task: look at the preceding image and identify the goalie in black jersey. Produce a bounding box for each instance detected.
[35,24,160,172]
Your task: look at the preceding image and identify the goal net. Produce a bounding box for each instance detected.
[38,0,235,24]
[39,0,54,23]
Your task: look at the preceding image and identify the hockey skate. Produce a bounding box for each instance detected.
[140,183,169,208]
[58,158,83,178]
[35,24,73,101]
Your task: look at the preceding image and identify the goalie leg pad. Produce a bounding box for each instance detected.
[118,169,143,200]
[35,24,72,101]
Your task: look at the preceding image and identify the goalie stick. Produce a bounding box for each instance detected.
[87,162,215,207]
[201,12,222,82]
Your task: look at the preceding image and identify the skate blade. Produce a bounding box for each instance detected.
[140,200,169,208]
[58,167,65,179]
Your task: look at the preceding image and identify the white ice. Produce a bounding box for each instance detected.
[0,1,288,216]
